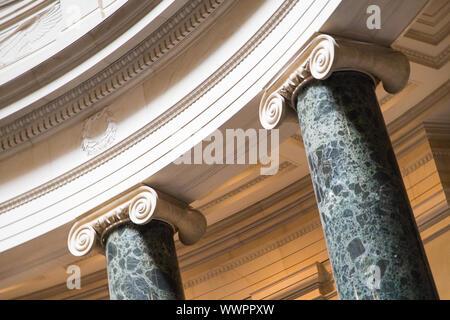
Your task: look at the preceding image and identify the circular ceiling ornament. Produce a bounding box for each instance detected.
[81,107,117,156]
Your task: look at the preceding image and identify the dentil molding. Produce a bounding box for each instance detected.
[0,0,295,215]
[0,0,227,156]
[67,185,206,256]
[259,34,410,130]
[183,218,322,289]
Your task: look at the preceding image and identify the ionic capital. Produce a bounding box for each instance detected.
[259,34,410,129]
[67,185,206,256]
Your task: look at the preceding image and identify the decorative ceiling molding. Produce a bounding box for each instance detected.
[401,152,434,177]
[433,150,450,158]
[15,269,109,300]
[417,13,448,28]
[392,0,449,68]
[415,199,449,236]
[195,161,295,211]
[198,175,314,237]
[0,246,68,284]
[404,21,450,45]
[423,120,450,136]
[81,107,117,156]
[393,44,450,69]
[387,80,450,136]
[182,218,323,289]
[403,0,450,45]
[179,175,317,271]
[391,122,429,159]
[250,260,335,300]
[0,0,298,215]
[415,0,449,27]
[392,122,450,176]
[0,0,226,155]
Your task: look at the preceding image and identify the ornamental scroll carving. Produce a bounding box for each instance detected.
[259,34,410,130]
[68,185,207,256]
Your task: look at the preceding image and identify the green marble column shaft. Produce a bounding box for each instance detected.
[105,220,185,300]
[295,71,438,299]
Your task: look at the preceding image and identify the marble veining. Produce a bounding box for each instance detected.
[296,72,438,299]
[105,220,184,300]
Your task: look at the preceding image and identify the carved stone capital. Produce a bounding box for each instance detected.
[67,185,206,256]
[259,34,410,129]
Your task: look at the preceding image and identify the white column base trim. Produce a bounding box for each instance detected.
[67,185,206,256]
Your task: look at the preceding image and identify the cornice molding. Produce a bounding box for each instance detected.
[433,150,450,158]
[0,0,298,216]
[379,81,416,107]
[388,80,450,136]
[259,34,410,130]
[0,0,226,156]
[391,122,450,176]
[179,175,317,271]
[200,174,314,236]
[390,121,450,176]
[401,152,434,177]
[195,161,295,211]
[183,218,322,289]
[0,0,162,108]
[15,269,109,300]
[404,21,450,45]
[393,44,450,69]
[416,0,449,27]
[67,185,206,256]
[423,121,450,137]
[250,260,334,300]
[417,204,450,238]
[0,0,62,70]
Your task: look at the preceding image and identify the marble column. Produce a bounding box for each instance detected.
[259,35,438,300]
[105,220,184,300]
[68,185,206,300]
[295,71,438,300]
